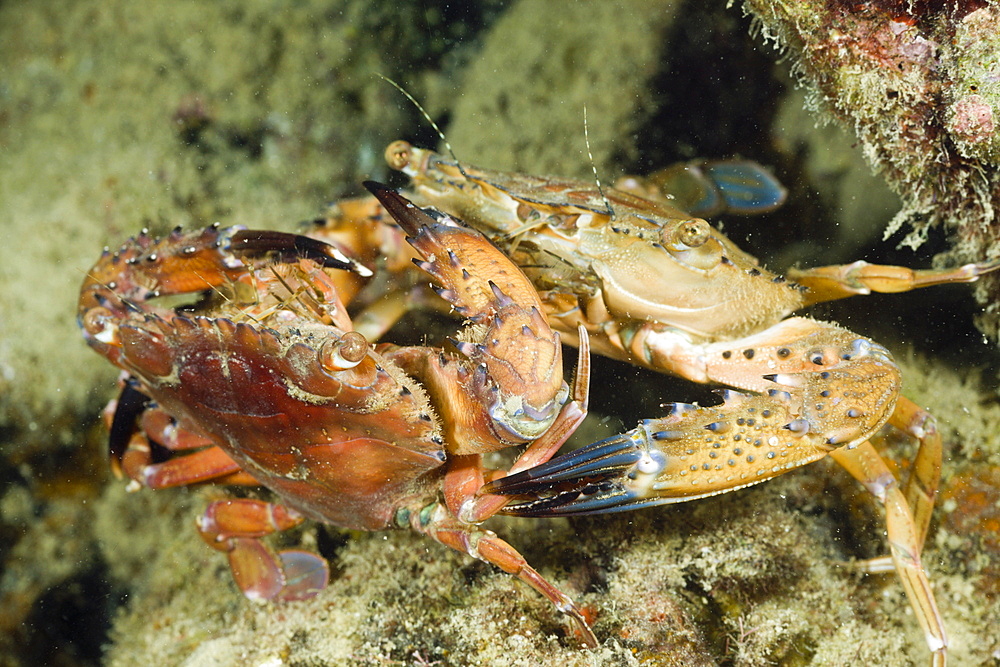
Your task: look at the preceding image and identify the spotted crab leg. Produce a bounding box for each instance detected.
[624,316,945,550]
[631,315,944,554]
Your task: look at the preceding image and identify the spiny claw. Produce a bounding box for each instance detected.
[366,181,568,445]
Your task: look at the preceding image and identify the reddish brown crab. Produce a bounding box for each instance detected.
[78,183,596,645]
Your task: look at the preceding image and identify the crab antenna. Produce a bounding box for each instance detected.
[379,74,470,181]
[583,105,615,221]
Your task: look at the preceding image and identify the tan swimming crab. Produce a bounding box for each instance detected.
[307,142,1000,666]
[78,183,597,646]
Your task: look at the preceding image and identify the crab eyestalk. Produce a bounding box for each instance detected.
[319,331,369,372]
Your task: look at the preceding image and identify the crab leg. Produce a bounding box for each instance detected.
[110,384,270,489]
[829,442,947,666]
[854,396,942,574]
[197,498,330,602]
[485,320,905,507]
[789,258,1000,306]
[635,315,943,553]
[486,322,905,513]
[79,226,356,361]
[890,397,941,553]
[135,445,257,489]
[415,507,598,648]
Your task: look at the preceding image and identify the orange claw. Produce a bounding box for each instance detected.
[365,181,567,447]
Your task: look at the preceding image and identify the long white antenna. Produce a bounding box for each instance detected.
[379,74,469,180]
[583,105,614,220]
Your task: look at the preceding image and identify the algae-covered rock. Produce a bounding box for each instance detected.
[445,0,683,177]
[741,0,1000,340]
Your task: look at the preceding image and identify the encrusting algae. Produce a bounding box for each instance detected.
[742,0,1000,341]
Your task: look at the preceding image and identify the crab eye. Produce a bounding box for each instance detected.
[82,306,120,345]
[384,140,413,172]
[668,219,711,249]
[320,331,369,372]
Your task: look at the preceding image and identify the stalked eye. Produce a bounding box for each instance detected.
[667,219,711,249]
[384,140,413,172]
[82,306,119,345]
[320,331,369,371]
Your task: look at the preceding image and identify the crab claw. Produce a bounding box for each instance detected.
[488,385,849,517]
[107,378,152,473]
[229,229,370,276]
[483,430,661,517]
[364,180,570,448]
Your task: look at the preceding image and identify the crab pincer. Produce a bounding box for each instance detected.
[364,181,572,448]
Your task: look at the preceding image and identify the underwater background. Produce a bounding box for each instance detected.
[2,1,1000,665]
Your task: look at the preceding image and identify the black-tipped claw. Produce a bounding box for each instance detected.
[229,229,368,275]
[483,433,674,517]
[485,434,643,496]
[364,181,438,238]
